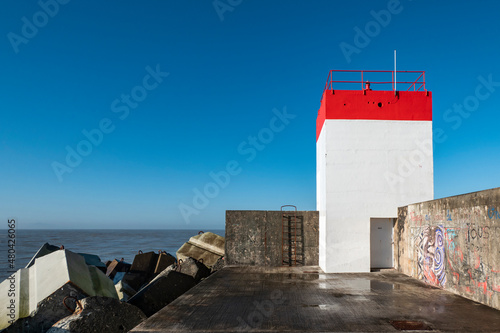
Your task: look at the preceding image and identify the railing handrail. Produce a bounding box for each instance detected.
[322,70,426,98]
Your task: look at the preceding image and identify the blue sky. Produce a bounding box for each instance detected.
[1,1,499,229]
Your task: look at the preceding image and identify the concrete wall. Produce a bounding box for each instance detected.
[225,210,319,266]
[394,187,500,310]
[317,119,434,273]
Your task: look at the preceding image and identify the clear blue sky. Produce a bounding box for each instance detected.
[1,1,499,229]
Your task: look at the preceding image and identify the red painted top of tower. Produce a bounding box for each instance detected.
[316,70,432,140]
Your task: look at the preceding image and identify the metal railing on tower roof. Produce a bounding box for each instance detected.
[322,70,426,98]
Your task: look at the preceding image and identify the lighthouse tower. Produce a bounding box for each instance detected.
[316,70,433,273]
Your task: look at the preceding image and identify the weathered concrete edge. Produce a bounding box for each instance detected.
[130,269,224,332]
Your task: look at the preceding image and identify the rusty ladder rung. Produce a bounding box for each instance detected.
[281,205,299,267]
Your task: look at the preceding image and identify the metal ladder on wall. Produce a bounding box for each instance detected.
[281,205,303,266]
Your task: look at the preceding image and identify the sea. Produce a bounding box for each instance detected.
[0,229,225,282]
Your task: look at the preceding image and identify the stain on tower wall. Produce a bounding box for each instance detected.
[394,187,500,310]
[225,210,319,266]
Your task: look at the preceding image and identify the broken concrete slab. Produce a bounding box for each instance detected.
[127,271,197,317]
[176,232,224,267]
[0,249,118,331]
[47,296,146,333]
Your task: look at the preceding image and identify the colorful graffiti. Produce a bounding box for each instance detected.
[418,225,446,287]
[444,224,497,300]
[400,201,500,310]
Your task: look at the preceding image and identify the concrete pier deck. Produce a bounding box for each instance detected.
[132,266,500,332]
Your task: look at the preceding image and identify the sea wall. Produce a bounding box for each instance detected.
[394,187,500,310]
[225,210,319,266]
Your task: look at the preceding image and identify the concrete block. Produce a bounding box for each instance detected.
[188,232,225,256]
[0,249,118,331]
[176,232,225,267]
[130,251,159,277]
[121,272,147,292]
[47,296,146,333]
[127,271,196,317]
[25,243,60,268]
[115,280,136,302]
[157,257,210,282]
[154,252,176,275]
[182,257,211,281]
[106,259,131,280]
[78,253,107,273]
[27,243,107,273]
[211,256,225,273]
[112,271,126,284]
[3,283,87,333]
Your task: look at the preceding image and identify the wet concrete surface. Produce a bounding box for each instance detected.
[131,266,500,332]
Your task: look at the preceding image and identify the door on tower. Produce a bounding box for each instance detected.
[370,218,394,269]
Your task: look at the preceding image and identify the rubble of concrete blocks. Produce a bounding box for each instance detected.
[0,231,225,332]
[116,250,177,297]
[0,249,118,332]
[128,250,176,279]
[176,231,225,267]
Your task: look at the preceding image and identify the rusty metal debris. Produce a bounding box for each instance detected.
[63,296,82,314]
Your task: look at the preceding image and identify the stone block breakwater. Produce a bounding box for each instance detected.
[0,230,225,332]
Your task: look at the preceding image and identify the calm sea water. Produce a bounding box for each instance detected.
[0,229,224,282]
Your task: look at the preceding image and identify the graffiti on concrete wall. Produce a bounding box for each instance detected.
[489,206,500,219]
[417,225,446,288]
[401,202,500,309]
[444,222,499,301]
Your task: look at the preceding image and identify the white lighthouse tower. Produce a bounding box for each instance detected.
[316,70,433,273]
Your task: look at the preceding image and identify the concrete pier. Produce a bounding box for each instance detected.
[132,266,500,332]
